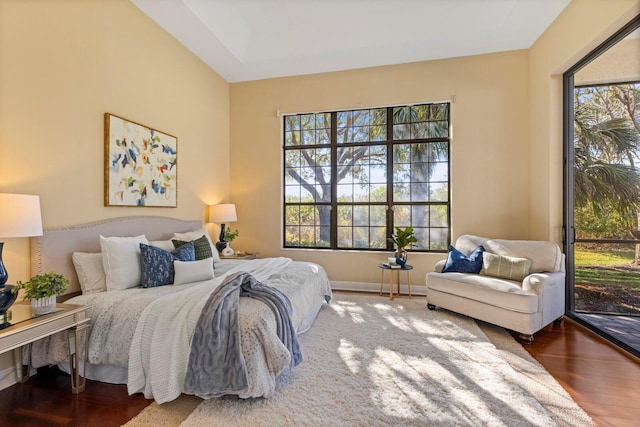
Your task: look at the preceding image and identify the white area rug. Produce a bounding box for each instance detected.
[126,294,593,426]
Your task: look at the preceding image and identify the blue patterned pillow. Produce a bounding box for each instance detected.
[140,241,195,288]
[442,245,485,274]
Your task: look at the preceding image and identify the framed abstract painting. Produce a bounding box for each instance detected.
[104,113,177,207]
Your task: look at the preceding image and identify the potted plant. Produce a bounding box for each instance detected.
[13,272,69,316]
[388,226,417,266]
[221,227,239,256]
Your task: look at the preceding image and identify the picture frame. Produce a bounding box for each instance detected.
[104,113,177,207]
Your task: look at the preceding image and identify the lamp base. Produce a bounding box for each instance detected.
[0,242,8,286]
[0,310,12,328]
[215,241,228,253]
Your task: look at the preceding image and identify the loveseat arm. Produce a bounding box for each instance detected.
[522,271,565,294]
[522,271,566,326]
[433,259,446,273]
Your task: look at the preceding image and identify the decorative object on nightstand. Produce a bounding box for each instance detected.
[222,227,239,256]
[0,194,43,326]
[208,203,238,255]
[220,251,258,260]
[388,226,417,266]
[13,272,69,316]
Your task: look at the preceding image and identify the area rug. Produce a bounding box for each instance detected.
[125,294,594,427]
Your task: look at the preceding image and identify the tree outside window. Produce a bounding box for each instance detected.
[283,102,451,252]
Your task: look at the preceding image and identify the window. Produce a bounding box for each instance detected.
[283,102,450,252]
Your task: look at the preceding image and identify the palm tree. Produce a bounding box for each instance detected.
[573,83,640,262]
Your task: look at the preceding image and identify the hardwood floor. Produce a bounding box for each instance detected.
[522,317,640,427]
[0,367,151,426]
[0,318,638,426]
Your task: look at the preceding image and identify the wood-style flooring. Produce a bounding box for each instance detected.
[0,317,638,426]
[521,317,640,427]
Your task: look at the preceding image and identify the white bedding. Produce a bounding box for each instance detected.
[30,258,332,403]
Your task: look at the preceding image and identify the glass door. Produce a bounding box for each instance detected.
[564,16,640,357]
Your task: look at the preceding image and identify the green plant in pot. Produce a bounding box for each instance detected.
[13,272,69,316]
[388,226,417,266]
[221,227,239,257]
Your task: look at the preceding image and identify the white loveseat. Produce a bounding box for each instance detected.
[425,235,565,341]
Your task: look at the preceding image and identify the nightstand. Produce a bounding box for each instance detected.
[220,252,259,260]
[0,302,90,393]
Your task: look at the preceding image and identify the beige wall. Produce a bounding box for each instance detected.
[0,0,231,283]
[0,0,230,378]
[527,0,640,242]
[230,0,640,288]
[230,51,531,287]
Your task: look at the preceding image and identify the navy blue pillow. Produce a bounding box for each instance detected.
[442,245,485,274]
[140,241,196,288]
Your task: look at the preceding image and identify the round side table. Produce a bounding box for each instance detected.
[378,263,413,300]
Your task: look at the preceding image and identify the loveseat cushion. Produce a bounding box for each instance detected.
[484,239,562,273]
[454,235,563,273]
[426,272,539,314]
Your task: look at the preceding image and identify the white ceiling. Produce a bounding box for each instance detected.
[130,0,571,83]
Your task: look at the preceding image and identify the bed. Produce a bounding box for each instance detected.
[28,216,332,403]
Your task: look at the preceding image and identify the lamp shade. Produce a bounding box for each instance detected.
[208,204,237,224]
[0,194,43,237]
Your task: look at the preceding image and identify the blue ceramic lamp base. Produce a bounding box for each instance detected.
[0,241,18,325]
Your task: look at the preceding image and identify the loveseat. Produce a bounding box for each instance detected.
[425,235,565,341]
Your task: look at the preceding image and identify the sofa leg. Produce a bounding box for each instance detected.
[518,333,534,344]
[427,303,436,310]
[553,316,564,326]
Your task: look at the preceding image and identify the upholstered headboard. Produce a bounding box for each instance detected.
[30,216,202,297]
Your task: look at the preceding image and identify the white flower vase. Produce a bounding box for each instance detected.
[221,242,235,257]
[31,295,56,316]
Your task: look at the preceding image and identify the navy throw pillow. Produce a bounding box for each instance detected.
[140,241,196,288]
[442,245,485,274]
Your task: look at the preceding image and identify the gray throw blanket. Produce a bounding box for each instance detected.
[183,272,302,398]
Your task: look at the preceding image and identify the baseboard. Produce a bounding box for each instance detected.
[331,281,427,297]
[0,362,17,392]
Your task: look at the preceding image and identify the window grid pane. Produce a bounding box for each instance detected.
[284,102,450,251]
[337,108,387,145]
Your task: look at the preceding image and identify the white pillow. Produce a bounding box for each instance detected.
[172,228,221,263]
[173,258,215,285]
[100,234,148,291]
[149,239,175,252]
[72,252,106,294]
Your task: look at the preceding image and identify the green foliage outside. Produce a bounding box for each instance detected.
[574,246,634,265]
[573,83,640,243]
[574,204,636,240]
[572,82,640,315]
[574,246,639,315]
[14,272,69,300]
[284,103,450,250]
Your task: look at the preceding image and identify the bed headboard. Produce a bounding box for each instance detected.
[30,216,203,297]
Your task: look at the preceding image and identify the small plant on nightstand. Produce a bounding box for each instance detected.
[224,227,239,243]
[13,272,69,316]
[222,227,239,256]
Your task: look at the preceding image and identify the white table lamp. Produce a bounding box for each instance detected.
[0,194,43,324]
[208,203,237,256]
